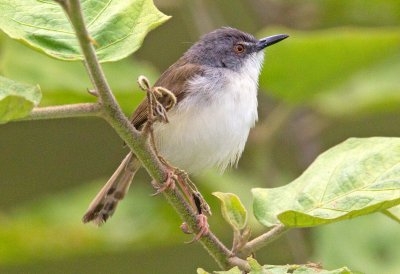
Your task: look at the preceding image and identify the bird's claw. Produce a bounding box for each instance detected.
[184,214,209,244]
[151,170,177,196]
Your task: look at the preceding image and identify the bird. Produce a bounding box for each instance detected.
[83,27,288,226]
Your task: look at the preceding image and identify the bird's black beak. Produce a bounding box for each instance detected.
[257,34,289,51]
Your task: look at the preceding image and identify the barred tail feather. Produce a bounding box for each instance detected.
[82,152,141,225]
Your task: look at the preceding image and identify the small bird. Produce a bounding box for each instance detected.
[83,27,288,225]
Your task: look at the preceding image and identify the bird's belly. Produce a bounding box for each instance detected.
[153,80,258,174]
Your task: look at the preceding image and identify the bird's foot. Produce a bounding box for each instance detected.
[182,214,209,243]
[151,169,177,196]
[172,168,211,216]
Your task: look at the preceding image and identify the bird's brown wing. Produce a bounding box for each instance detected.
[130,59,205,129]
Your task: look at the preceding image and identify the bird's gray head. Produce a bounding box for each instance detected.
[184,27,288,71]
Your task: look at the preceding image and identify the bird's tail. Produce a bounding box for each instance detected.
[82,152,141,225]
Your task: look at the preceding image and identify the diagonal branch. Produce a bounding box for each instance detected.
[238,224,289,258]
[55,0,247,270]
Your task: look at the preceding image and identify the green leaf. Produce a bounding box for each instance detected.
[0,75,41,123]
[0,0,170,62]
[253,137,400,227]
[264,265,353,274]
[209,262,354,274]
[213,192,248,230]
[259,28,400,104]
[247,257,263,274]
[383,205,400,223]
[214,267,242,274]
[197,268,210,274]
[1,39,158,112]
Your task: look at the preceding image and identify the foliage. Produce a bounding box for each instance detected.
[199,257,354,274]
[0,0,170,62]
[0,39,158,112]
[0,75,41,123]
[253,137,400,227]
[213,192,247,231]
[0,0,399,273]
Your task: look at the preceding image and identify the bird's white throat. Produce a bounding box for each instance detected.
[153,52,265,173]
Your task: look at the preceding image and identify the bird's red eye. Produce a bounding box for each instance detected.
[234,44,245,54]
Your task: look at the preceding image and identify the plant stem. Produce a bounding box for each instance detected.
[58,0,243,270]
[17,103,101,121]
[238,224,289,258]
[65,0,165,182]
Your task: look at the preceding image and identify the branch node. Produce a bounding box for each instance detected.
[89,36,99,47]
[87,88,99,97]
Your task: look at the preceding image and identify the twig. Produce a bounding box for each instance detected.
[55,0,244,270]
[16,103,102,121]
[238,224,288,258]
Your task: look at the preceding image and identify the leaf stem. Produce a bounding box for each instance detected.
[238,224,289,258]
[17,103,102,121]
[56,0,241,270]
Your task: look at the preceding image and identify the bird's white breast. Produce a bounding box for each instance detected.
[153,52,264,173]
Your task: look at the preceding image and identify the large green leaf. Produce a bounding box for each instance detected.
[1,39,158,112]
[0,0,170,62]
[0,75,41,123]
[383,205,400,223]
[253,137,400,227]
[259,28,400,104]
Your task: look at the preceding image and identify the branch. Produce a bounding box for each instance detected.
[17,103,102,121]
[56,0,245,270]
[238,224,289,258]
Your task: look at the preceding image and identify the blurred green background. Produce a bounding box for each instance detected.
[1,0,400,273]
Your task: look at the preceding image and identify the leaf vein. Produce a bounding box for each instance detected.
[87,0,112,28]
[10,18,74,35]
[306,160,400,213]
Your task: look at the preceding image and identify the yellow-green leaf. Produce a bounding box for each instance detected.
[247,257,262,273]
[213,192,247,230]
[383,205,400,223]
[264,265,353,274]
[215,267,242,274]
[0,76,41,123]
[197,268,210,274]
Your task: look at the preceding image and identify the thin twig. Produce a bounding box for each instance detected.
[238,224,289,258]
[16,103,102,121]
[56,0,243,270]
